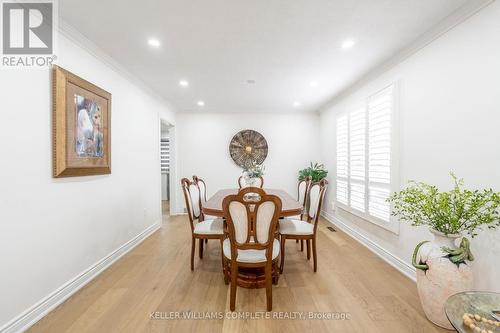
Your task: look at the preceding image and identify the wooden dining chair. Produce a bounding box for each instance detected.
[238,176,264,189]
[192,175,207,203]
[289,176,312,250]
[192,175,215,221]
[279,179,328,273]
[193,175,211,244]
[181,178,224,270]
[297,176,312,218]
[222,187,282,311]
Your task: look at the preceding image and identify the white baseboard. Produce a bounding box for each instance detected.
[0,222,161,333]
[321,211,416,282]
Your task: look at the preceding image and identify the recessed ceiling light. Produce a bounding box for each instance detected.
[179,80,189,87]
[341,39,356,49]
[309,81,318,87]
[197,100,205,107]
[293,101,301,107]
[147,38,161,48]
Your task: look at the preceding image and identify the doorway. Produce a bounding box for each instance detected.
[160,120,174,220]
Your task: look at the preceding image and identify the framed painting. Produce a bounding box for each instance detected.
[52,66,111,177]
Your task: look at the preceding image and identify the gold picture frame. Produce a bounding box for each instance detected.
[53,66,111,177]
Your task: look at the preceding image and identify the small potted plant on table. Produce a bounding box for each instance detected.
[242,160,265,187]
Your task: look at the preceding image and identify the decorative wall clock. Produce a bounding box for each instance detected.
[229,130,268,168]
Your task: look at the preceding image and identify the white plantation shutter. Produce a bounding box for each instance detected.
[368,86,393,222]
[335,84,395,224]
[336,179,348,205]
[368,185,390,220]
[336,115,348,205]
[161,138,170,173]
[349,107,366,212]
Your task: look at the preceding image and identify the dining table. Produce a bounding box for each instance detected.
[202,188,303,218]
[202,188,303,289]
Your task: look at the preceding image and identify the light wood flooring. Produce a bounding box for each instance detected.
[28,212,446,333]
[161,200,170,218]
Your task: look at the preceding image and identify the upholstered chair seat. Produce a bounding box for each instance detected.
[279,219,314,235]
[222,238,280,263]
[194,218,224,235]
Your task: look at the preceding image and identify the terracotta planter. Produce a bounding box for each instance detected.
[415,229,473,330]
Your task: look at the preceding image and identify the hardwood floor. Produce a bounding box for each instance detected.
[161,200,170,218]
[28,213,446,333]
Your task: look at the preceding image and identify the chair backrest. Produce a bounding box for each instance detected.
[181,178,202,231]
[238,176,264,189]
[222,187,282,262]
[297,176,312,209]
[305,179,328,231]
[192,175,207,203]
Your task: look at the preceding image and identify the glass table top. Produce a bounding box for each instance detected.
[445,291,500,333]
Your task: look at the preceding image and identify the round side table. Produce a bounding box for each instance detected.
[445,291,500,332]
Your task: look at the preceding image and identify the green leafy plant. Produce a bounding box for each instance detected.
[243,160,265,178]
[388,173,500,237]
[298,162,328,182]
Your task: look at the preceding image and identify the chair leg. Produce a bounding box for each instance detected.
[190,237,195,271]
[205,238,208,244]
[306,240,311,260]
[296,239,299,244]
[300,240,304,252]
[265,263,273,311]
[280,235,286,274]
[272,262,279,285]
[223,260,229,285]
[220,238,227,283]
[199,239,204,259]
[312,237,318,272]
[230,262,238,311]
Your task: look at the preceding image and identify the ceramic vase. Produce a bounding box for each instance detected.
[415,229,473,329]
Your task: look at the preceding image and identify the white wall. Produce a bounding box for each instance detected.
[0,30,176,329]
[320,1,500,291]
[2,2,499,329]
[175,112,321,214]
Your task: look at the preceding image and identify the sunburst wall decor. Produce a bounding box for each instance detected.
[229,130,268,168]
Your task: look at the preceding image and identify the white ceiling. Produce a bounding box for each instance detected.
[60,0,476,113]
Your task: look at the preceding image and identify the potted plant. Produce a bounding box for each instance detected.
[388,173,500,329]
[242,160,265,186]
[298,162,328,182]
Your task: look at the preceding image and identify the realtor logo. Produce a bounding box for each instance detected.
[1,0,57,67]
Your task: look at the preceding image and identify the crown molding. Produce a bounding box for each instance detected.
[57,19,178,113]
[320,0,496,112]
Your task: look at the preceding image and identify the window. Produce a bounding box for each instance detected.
[161,138,170,174]
[336,115,348,205]
[335,84,396,226]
